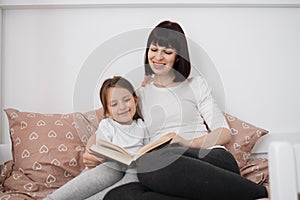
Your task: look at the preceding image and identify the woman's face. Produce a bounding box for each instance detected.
[106,87,137,125]
[148,44,177,76]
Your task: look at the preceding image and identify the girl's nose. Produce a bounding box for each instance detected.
[119,102,127,110]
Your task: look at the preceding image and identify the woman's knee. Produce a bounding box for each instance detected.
[204,148,240,174]
[137,156,185,193]
[137,146,185,174]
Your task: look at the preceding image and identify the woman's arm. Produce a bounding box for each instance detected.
[191,127,232,148]
[170,127,232,149]
[82,134,104,168]
[184,76,232,148]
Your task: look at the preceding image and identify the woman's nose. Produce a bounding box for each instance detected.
[155,51,163,60]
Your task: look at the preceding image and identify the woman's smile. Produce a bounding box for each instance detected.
[152,62,166,70]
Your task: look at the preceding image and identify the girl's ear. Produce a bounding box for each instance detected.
[134,96,139,106]
[104,111,111,118]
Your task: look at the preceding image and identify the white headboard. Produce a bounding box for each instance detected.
[1,0,300,146]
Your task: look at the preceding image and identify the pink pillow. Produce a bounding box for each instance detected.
[224,113,269,168]
[240,157,269,185]
[3,108,103,199]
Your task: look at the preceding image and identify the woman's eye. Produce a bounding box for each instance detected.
[150,48,157,52]
[165,51,173,55]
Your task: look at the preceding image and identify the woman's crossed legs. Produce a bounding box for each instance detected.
[104,146,268,200]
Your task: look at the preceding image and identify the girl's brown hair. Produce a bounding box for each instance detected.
[99,76,143,120]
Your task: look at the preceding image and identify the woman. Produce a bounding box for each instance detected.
[104,21,268,200]
[85,20,270,200]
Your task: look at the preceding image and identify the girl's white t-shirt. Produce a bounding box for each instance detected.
[95,118,149,155]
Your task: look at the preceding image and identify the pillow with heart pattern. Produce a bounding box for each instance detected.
[224,113,269,168]
[1,108,103,199]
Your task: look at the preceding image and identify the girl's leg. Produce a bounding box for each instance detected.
[85,168,139,200]
[44,162,124,200]
[137,146,268,200]
[104,182,189,200]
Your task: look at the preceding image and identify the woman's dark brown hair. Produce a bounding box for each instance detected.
[144,20,191,82]
[100,76,143,120]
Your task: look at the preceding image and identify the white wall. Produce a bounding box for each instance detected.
[1,1,300,143]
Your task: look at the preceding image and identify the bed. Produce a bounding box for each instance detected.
[1,1,300,199]
[0,108,271,199]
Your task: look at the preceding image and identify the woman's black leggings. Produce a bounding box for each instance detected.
[104,145,268,200]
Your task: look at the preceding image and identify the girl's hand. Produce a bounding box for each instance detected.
[82,149,104,169]
[83,134,104,168]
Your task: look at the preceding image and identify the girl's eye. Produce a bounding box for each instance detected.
[110,103,117,107]
[124,97,131,102]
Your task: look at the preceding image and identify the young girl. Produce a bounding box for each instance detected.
[45,76,149,200]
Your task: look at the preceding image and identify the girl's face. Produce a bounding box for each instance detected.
[148,44,177,76]
[106,87,137,125]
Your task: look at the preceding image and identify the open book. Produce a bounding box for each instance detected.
[89,133,175,166]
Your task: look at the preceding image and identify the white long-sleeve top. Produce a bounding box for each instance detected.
[137,76,229,143]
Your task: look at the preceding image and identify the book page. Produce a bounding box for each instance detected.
[97,139,130,156]
[89,144,133,166]
[90,133,175,166]
[134,132,175,159]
